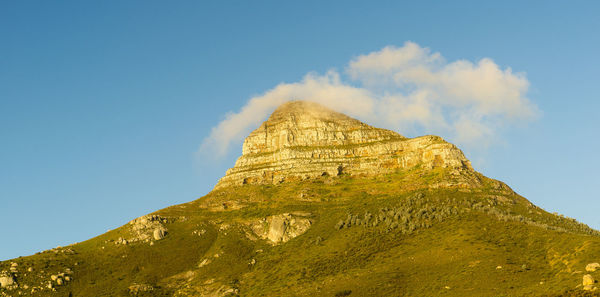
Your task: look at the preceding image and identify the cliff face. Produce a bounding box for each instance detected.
[215,101,475,189]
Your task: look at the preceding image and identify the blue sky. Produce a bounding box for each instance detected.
[1,1,599,261]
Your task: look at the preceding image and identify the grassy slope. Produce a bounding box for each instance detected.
[2,168,600,297]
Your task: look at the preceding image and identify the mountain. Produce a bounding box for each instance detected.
[216,101,476,189]
[2,101,600,297]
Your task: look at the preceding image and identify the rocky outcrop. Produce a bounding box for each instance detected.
[127,215,168,243]
[128,283,154,295]
[0,271,16,289]
[249,213,312,244]
[215,101,475,189]
[174,278,239,297]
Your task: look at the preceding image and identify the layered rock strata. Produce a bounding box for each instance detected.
[215,101,474,189]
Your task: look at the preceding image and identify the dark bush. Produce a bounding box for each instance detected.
[335,290,352,296]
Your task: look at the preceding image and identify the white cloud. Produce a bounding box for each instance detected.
[199,41,538,157]
[198,71,376,157]
[348,42,443,86]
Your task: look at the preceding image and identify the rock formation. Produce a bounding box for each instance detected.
[128,283,155,295]
[586,262,600,272]
[127,214,168,243]
[249,213,312,244]
[583,274,596,291]
[0,271,16,289]
[215,101,476,189]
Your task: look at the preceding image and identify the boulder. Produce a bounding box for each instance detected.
[267,216,287,243]
[153,228,166,240]
[586,263,600,272]
[0,273,15,288]
[116,237,128,245]
[198,258,211,268]
[583,274,595,286]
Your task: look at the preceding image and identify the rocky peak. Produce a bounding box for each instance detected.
[242,101,403,155]
[215,100,475,189]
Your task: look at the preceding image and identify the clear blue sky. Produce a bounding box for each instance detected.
[1,1,599,261]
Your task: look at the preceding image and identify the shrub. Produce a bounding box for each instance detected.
[335,290,352,296]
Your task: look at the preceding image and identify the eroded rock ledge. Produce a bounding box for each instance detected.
[215,101,475,189]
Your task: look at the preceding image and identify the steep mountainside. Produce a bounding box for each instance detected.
[2,101,600,297]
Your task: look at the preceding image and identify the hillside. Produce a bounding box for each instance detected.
[2,101,600,297]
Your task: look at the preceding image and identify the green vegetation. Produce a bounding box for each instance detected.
[2,169,600,296]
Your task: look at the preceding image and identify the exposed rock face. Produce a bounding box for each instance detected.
[249,213,312,244]
[215,101,475,189]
